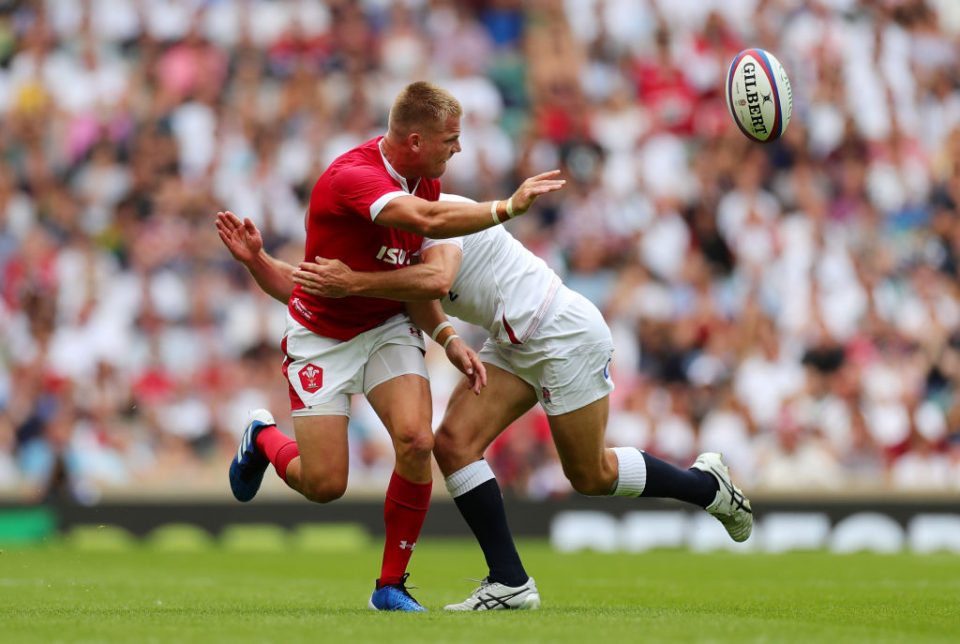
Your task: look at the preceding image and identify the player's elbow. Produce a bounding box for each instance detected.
[383,200,436,236]
[418,204,462,239]
[418,216,447,239]
[427,272,453,299]
[416,278,447,300]
[387,201,455,238]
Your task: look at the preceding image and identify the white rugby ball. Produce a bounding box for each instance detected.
[725,48,793,143]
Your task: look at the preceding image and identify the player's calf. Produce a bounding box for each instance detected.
[561,455,619,496]
[298,477,348,504]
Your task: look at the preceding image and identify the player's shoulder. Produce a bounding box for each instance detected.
[326,138,384,176]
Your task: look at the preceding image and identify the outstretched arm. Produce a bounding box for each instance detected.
[292,243,462,301]
[375,170,566,239]
[215,211,295,304]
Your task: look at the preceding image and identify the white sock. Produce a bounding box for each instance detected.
[444,460,496,498]
[611,447,647,496]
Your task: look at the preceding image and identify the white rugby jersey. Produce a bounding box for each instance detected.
[421,194,561,345]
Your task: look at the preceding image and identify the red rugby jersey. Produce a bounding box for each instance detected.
[288,137,440,341]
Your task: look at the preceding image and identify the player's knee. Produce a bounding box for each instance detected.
[300,476,347,503]
[432,428,456,472]
[433,425,476,474]
[393,425,434,463]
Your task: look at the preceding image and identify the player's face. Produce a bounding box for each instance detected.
[420,116,461,178]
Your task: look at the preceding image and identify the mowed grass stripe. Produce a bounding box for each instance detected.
[1,541,958,643]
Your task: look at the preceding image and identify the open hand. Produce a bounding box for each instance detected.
[215,211,262,264]
[509,170,566,216]
[445,338,487,395]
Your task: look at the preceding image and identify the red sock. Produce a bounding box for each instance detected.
[379,471,432,587]
[255,425,299,483]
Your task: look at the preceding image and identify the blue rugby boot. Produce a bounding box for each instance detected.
[368,574,427,612]
[228,409,274,502]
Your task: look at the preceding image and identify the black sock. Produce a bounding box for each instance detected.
[452,478,528,587]
[640,452,719,508]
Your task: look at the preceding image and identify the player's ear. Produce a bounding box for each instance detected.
[408,132,421,152]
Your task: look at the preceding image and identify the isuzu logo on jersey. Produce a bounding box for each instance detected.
[376,246,413,265]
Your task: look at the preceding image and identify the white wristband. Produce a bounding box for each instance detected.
[431,321,453,341]
[490,200,501,225]
[506,197,515,218]
[442,334,460,350]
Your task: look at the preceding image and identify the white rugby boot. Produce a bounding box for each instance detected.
[444,577,541,611]
[691,452,753,542]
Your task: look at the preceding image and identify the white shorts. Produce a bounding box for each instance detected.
[479,287,614,416]
[281,313,428,417]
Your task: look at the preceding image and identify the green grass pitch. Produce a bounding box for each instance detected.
[1,538,958,643]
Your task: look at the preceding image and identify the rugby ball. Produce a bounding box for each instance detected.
[725,48,793,143]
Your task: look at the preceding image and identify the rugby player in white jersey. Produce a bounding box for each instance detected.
[219,194,752,611]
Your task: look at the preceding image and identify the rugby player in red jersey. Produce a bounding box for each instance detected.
[219,81,565,611]
[224,192,753,612]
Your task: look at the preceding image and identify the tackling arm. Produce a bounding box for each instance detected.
[405,299,451,344]
[292,243,462,301]
[291,242,485,393]
[404,297,487,395]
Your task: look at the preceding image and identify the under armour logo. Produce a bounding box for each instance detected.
[399,540,416,551]
[761,92,772,104]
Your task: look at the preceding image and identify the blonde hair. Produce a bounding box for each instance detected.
[388,81,463,136]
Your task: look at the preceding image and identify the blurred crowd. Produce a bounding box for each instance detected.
[2,0,960,503]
